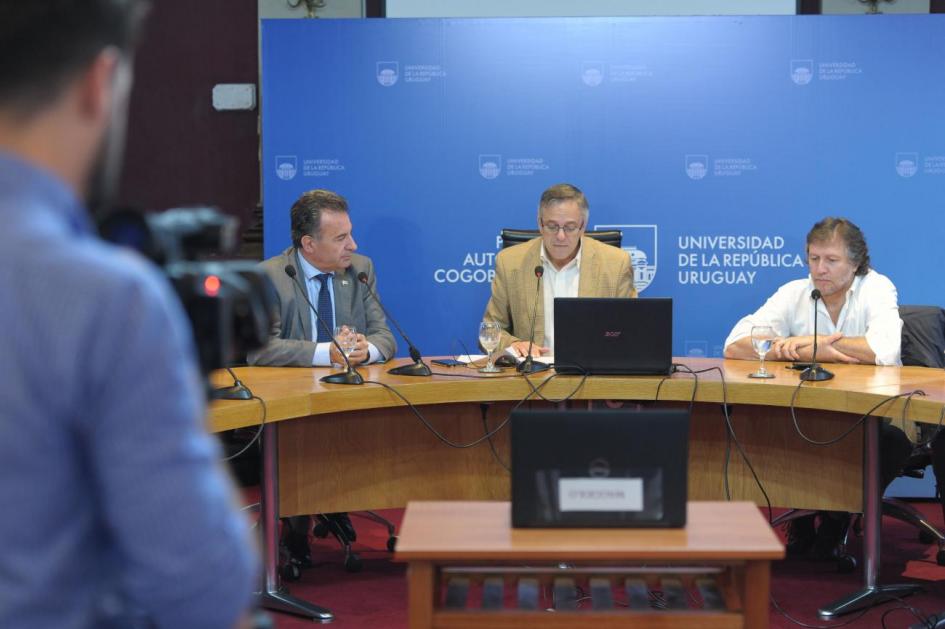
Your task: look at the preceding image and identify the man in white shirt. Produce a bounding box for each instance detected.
[724,217,912,558]
[724,219,900,365]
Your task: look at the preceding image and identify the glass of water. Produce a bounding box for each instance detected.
[478,321,502,373]
[749,324,776,379]
[334,325,358,359]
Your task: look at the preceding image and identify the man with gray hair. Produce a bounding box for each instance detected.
[484,182,636,358]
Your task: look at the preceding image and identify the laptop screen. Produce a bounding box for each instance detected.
[511,407,689,528]
[554,297,673,375]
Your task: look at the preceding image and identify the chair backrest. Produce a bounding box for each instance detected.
[900,305,945,368]
[499,228,623,249]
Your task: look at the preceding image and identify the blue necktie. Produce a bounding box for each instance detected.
[314,273,334,343]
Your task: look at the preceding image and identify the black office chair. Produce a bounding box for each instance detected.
[280,511,397,578]
[885,305,945,566]
[499,228,623,249]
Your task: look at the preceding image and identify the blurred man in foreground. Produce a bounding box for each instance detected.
[0,2,257,627]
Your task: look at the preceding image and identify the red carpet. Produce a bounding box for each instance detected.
[269,504,945,629]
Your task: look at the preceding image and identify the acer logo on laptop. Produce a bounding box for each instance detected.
[604,331,622,338]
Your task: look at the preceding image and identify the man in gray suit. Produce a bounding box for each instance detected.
[248,189,396,367]
[248,189,396,566]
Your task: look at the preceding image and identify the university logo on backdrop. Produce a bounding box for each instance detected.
[685,340,709,358]
[790,59,813,85]
[376,61,399,87]
[595,224,658,294]
[479,154,502,179]
[581,62,604,87]
[685,155,708,180]
[895,152,918,178]
[275,155,297,181]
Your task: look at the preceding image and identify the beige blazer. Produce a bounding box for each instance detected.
[483,236,636,350]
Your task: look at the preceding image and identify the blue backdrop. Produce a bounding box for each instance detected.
[261,16,945,358]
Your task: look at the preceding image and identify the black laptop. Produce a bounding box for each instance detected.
[553,297,673,375]
[511,408,690,528]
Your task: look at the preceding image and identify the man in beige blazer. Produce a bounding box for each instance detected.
[484,183,636,357]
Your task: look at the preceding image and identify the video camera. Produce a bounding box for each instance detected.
[98,207,276,380]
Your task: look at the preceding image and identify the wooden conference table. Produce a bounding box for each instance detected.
[209,357,945,621]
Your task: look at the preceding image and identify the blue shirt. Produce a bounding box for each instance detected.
[296,250,380,365]
[0,152,257,629]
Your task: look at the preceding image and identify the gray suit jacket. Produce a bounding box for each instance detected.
[247,248,397,366]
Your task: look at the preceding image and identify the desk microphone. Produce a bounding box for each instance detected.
[356,271,431,377]
[284,264,364,385]
[518,265,550,374]
[212,366,253,400]
[800,288,834,382]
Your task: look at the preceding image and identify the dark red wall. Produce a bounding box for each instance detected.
[118,1,260,248]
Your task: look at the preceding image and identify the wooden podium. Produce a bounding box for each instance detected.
[395,501,785,629]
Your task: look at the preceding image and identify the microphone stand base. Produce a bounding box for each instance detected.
[212,384,253,400]
[800,365,834,381]
[517,360,551,375]
[388,360,432,377]
[320,369,364,385]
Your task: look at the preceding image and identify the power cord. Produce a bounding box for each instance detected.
[683,364,773,522]
[883,603,936,628]
[517,367,590,405]
[770,596,871,628]
[480,403,510,472]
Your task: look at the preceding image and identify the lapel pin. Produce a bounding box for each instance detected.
[341,279,349,286]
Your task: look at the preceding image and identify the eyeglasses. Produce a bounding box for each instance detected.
[541,222,584,235]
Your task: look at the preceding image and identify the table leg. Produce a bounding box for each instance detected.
[408,562,435,629]
[256,423,334,622]
[743,561,770,629]
[818,416,921,618]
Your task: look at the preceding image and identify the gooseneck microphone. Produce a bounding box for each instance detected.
[284,264,364,385]
[518,264,550,374]
[356,271,431,377]
[800,288,834,382]
[211,366,253,400]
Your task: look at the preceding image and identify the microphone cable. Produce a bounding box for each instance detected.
[789,379,928,447]
[220,395,268,463]
[363,372,556,450]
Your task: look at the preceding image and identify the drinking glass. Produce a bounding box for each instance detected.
[478,321,502,373]
[334,325,358,359]
[749,325,776,379]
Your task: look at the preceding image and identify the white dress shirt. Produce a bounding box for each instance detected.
[297,253,380,366]
[540,244,582,352]
[724,269,902,366]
